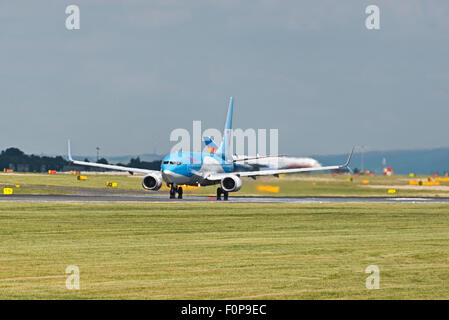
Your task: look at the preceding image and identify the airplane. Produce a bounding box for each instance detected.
[204,136,322,170]
[232,155,322,170]
[67,97,353,200]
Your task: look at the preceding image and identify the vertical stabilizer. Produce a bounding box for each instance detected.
[216,96,234,160]
[204,136,219,153]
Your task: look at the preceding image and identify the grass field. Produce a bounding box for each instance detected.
[2,172,449,197]
[1,202,448,299]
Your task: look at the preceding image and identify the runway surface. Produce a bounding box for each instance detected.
[1,194,449,203]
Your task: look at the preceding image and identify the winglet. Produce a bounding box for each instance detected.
[67,140,74,162]
[340,146,355,168]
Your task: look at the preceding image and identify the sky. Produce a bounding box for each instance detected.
[1,0,448,157]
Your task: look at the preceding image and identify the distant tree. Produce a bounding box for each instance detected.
[127,157,160,170]
[0,148,69,172]
[0,147,161,172]
[1,148,24,157]
[97,158,109,164]
[128,157,141,167]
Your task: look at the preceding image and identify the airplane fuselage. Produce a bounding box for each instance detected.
[161,152,234,186]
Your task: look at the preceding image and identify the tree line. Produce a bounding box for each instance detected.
[0,147,161,172]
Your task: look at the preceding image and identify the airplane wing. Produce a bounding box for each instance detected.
[231,155,287,162]
[67,140,158,175]
[205,148,354,181]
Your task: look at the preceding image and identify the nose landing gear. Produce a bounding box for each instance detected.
[169,185,183,199]
[216,187,229,201]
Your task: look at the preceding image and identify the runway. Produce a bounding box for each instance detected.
[1,194,449,204]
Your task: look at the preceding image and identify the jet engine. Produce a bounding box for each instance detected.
[221,175,242,192]
[142,173,163,191]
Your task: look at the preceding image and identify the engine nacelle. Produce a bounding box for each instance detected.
[221,175,242,192]
[142,173,163,191]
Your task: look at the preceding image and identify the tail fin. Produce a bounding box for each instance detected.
[204,136,219,153]
[216,96,234,160]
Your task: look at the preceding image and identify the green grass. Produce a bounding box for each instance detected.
[1,173,449,197]
[0,173,142,191]
[1,202,448,299]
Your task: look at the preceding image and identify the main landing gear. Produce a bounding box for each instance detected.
[169,185,183,199]
[216,187,229,201]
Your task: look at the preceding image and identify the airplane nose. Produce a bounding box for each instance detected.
[162,170,174,183]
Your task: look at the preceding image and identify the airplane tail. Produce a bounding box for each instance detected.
[216,96,234,160]
[204,136,219,153]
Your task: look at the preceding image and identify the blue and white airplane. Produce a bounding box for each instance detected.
[205,137,323,170]
[68,97,353,200]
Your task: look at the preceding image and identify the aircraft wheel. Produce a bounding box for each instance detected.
[177,187,183,199]
[223,191,229,201]
[216,187,222,200]
[169,185,176,199]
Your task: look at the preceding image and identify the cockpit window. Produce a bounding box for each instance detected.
[163,160,181,165]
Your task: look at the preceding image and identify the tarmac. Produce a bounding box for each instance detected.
[1,194,449,204]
